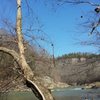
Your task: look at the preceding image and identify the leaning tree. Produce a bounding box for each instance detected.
[0,0,54,100]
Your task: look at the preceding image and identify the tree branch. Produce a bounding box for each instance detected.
[0,46,54,100]
[0,47,19,62]
[57,0,99,6]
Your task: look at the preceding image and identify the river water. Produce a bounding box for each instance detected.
[0,88,100,100]
[52,87,100,100]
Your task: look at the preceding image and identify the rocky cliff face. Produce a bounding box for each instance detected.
[51,57,100,85]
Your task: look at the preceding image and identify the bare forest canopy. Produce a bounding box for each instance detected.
[0,28,50,57]
[57,52,100,59]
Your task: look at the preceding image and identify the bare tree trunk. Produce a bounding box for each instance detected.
[16,0,54,100]
[16,0,34,79]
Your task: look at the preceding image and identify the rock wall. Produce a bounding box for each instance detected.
[51,57,100,85]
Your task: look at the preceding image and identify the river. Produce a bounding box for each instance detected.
[0,87,100,100]
[52,87,100,100]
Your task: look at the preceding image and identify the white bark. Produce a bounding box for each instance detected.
[15,0,54,100]
[16,0,34,79]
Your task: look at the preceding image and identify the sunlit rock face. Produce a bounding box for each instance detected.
[71,58,86,63]
[80,57,86,62]
[71,58,80,63]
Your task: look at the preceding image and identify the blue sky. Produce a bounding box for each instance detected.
[0,0,98,57]
[32,0,98,57]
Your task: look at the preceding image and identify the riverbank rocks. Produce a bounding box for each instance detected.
[36,76,70,89]
[49,82,70,89]
[94,82,100,88]
[89,82,100,88]
[85,82,100,89]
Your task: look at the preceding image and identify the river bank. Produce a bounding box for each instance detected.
[0,75,100,92]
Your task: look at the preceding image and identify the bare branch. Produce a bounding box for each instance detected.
[57,0,99,6]
[90,18,100,35]
[0,47,20,62]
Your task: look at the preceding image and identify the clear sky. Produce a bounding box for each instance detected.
[31,0,98,57]
[0,0,98,57]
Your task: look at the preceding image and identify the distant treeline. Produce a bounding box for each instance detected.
[57,52,100,59]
